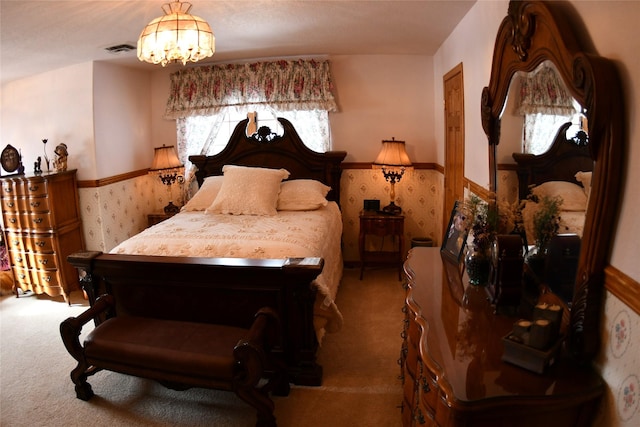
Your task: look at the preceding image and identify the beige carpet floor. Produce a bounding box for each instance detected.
[0,266,404,427]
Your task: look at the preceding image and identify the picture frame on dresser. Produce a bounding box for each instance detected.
[441,201,468,265]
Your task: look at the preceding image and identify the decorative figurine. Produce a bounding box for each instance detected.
[53,143,68,172]
[34,156,42,174]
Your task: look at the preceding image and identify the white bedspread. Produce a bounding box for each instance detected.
[111,202,344,339]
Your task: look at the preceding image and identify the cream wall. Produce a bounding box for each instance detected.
[0,62,96,178]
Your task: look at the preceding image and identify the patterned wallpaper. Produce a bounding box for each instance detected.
[340,168,443,263]
[595,292,640,426]
[75,167,639,425]
[79,168,444,258]
[79,174,168,252]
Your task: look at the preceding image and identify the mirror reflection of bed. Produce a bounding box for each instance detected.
[495,61,594,306]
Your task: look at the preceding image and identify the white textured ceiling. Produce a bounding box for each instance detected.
[0,1,476,85]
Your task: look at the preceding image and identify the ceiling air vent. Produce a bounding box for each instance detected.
[104,43,136,54]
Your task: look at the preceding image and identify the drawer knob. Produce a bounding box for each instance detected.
[39,259,48,265]
[9,218,16,223]
[33,217,43,224]
[35,241,45,247]
[30,201,40,208]
[29,185,40,192]
[7,201,14,208]
[43,275,51,282]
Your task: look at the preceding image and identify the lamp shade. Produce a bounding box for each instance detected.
[373,138,412,168]
[150,145,183,171]
[137,1,214,66]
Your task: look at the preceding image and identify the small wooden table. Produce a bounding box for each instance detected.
[147,212,176,227]
[359,211,404,279]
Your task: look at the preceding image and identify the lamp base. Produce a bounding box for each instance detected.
[164,201,180,214]
[382,201,402,215]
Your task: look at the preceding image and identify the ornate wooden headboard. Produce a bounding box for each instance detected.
[189,118,347,204]
[512,122,593,200]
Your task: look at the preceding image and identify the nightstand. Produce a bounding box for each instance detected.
[359,211,404,280]
[147,212,176,227]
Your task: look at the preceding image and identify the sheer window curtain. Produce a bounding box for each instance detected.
[517,64,577,154]
[166,59,337,200]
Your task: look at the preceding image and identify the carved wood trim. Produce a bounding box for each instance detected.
[77,169,149,188]
[605,266,640,316]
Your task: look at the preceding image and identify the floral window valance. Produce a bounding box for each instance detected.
[517,64,575,116]
[165,59,338,119]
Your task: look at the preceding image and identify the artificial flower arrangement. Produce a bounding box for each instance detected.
[457,194,499,253]
[530,194,563,252]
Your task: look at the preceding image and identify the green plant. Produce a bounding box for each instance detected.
[532,195,563,250]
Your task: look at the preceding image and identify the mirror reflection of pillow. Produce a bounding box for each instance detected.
[574,171,592,204]
[531,181,587,211]
[181,176,224,212]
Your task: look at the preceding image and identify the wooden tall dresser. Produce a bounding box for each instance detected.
[400,247,603,427]
[1,170,84,303]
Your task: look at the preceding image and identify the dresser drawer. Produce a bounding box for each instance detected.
[1,197,19,212]
[23,179,48,197]
[3,212,22,229]
[37,270,61,288]
[29,235,55,253]
[5,232,26,251]
[27,212,52,229]
[12,266,34,286]
[418,360,439,413]
[9,249,30,269]
[30,252,58,270]
[26,196,49,212]
[360,217,404,235]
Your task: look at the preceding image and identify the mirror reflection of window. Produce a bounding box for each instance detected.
[517,63,579,154]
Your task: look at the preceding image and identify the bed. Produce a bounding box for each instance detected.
[512,122,593,245]
[69,118,347,386]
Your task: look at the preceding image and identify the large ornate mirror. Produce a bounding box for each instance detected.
[481,0,624,360]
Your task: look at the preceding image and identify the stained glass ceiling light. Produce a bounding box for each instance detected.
[137,1,214,66]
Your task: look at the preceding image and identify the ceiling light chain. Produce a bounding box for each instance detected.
[137,0,215,66]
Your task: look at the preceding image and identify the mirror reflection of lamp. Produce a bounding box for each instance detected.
[150,145,184,214]
[372,138,413,214]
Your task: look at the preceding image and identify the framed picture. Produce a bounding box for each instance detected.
[441,201,468,264]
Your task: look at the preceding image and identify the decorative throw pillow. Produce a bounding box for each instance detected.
[181,176,224,212]
[206,165,290,216]
[277,179,331,211]
[531,181,587,211]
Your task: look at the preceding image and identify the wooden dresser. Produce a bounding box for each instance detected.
[1,170,84,303]
[400,247,603,427]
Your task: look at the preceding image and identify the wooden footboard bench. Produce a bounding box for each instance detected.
[61,294,290,427]
[65,251,325,386]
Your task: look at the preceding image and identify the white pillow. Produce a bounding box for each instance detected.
[206,165,290,216]
[574,171,592,203]
[277,179,331,211]
[531,181,587,211]
[181,176,224,212]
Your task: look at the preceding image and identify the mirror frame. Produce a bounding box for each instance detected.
[481,0,624,361]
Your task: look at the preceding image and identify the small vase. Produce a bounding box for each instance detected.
[465,246,491,286]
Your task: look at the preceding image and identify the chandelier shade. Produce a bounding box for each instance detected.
[137,1,215,66]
